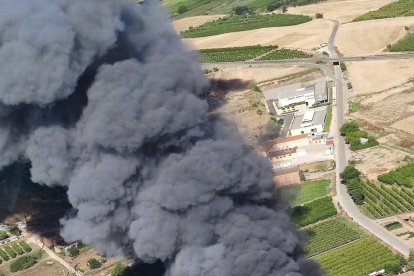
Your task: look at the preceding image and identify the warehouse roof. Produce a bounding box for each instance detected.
[263,79,327,101]
[291,108,327,130]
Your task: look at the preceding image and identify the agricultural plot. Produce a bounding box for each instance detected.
[353,0,414,21]
[305,218,363,257]
[259,49,312,60]
[361,181,414,218]
[315,238,401,276]
[378,163,414,187]
[199,45,277,62]
[281,179,330,206]
[390,33,414,52]
[292,196,337,227]
[181,14,312,38]
[169,0,229,19]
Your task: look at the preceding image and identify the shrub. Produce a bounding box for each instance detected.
[0,231,8,241]
[66,246,79,257]
[340,62,347,72]
[18,241,32,253]
[10,256,37,272]
[11,243,24,255]
[233,6,252,15]
[87,258,101,269]
[4,245,17,258]
[384,260,401,275]
[111,262,130,276]
[267,3,282,11]
[177,5,188,14]
[315,13,323,18]
[8,226,21,236]
[340,121,359,136]
[299,170,306,181]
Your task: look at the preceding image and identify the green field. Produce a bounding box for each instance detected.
[340,121,379,151]
[390,33,414,52]
[168,0,230,19]
[281,179,331,206]
[181,14,312,38]
[199,45,277,62]
[353,0,414,21]
[259,48,312,60]
[361,181,414,218]
[378,163,414,187]
[292,196,337,227]
[385,221,403,231]
[315,238,401,276]
[305,218,363,257]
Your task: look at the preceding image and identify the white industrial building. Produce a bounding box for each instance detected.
[263,80,328,115]
[290,107,327,136]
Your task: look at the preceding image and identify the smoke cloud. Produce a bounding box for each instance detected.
[0,0,320,275]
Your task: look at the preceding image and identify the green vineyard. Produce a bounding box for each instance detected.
[390,33,414,52]
[292,196,337,227]
[353,0,414,21]
[259,48,312,60]
[305,218,363,257]
[199,45,278,62]
[315,238,401,276]
[361,181,414,218]
[281,179,330,206]
[181,14,312,38]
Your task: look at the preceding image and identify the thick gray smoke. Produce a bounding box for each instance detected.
[0,0,321,275]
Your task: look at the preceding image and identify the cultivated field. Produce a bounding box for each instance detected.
[354,0,414,21]
[204,65,320,84]
[305,218,363,257]
[281,179,331,206]
[315,238,401,276]
[181,14,312,38]
[335,17,414,56]
[292,196,337,227]
[347,60,414,94]
[391,33,414,52]
[287,0,397,22]
[393,116,414,134]
[184,19,333,50]
[173,15,223,32]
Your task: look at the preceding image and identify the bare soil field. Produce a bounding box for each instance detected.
[351,87,414,128]
[208,65,315,84]
[287,0,396,23]
[352,146,409,180]
[336,17,414,56]
[173,15,223,32]
[392,116,414,135]
[184,19,333,50]
[347,60,414,94]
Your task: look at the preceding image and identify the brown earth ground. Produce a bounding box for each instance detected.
[336,17,414,56]
[351,146,411,180]
[184,19,333,50]
[287,0,397,23]
[173,15,224,32]
[347,60,414,95]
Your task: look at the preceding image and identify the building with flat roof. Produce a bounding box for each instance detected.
[263,80,328,115]
[290,107,327,136]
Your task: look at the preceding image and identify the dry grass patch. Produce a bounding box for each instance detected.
[392,116,414,135]
[336,17,414,56]
[183,19,333,51]
[347,60,414,94]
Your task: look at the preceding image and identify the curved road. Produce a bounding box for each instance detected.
[327,19,411,256]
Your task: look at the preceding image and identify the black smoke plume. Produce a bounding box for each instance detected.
[0,0,321,275]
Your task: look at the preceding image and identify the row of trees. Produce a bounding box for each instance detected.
[340,165,365,204]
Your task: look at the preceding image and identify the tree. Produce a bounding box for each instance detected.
[280,5,288,13]
[0,231,8,240]
[347,179,364,205]
[8,225,21,236]
[177,5,188,14]
[407,250,414,271]
[233,6,252,15]
[340,165,360,183]
[267,2,282,11]
[315,13,323,18]
[340,121,359,136]
[299,170,306,182]
[87,258,101,269]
